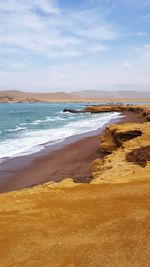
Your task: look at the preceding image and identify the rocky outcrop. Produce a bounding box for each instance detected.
[146,115,150,121]
[63,109,82,113]
[90,121,150,184]
[100,124,142,153]
[126,145,150,167]
[64,104,150,121]
[84,104,150,121]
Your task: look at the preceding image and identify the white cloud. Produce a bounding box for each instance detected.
[0,0,150,91]
[0,0,59,14]
[76,25,117,40]
[33,0,60,14]
[0,1,117,61]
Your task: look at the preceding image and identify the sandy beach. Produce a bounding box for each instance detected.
[0,104,149,267]
[0,111,146,193]
[1,0,150,265]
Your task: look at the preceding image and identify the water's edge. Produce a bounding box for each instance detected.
[0,114,123,181]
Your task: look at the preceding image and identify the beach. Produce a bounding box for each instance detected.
[0,110,146,193]
[0,104,149,267]
[1,0,150,265]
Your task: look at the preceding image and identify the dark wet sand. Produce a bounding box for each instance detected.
[0,111,146,193]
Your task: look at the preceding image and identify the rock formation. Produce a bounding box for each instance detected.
[100,123,142,153]
[63,109,81,113]
[84,104,150,121]
[64,104,150,121]
[90,121,150,184]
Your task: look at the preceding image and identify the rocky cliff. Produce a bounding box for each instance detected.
[90,121,150,184]
[84,104,150,121]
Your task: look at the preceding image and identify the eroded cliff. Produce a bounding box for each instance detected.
[90,121,150,184]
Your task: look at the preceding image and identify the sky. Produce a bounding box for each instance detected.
[0,0,150,92]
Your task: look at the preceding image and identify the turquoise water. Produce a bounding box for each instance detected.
[0,102,121,160]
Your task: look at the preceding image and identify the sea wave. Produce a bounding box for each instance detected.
[0,112,122,160]
[20,116,66,126]
[5,126,27,132]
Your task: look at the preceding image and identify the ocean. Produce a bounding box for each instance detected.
[0,102,121,161]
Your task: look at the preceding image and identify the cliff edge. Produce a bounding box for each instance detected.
[90,120,150,183]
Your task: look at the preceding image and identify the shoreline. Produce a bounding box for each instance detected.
[1,99,150,103]
[0,112,123,179]
[0,111,146,193]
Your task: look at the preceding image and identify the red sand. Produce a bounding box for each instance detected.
[0,111,146,193]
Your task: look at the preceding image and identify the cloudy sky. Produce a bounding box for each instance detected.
[0,0,150,92]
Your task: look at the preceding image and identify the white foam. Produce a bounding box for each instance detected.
[0,112,122,160]
[20,116,66,126]
[5,126,27,132]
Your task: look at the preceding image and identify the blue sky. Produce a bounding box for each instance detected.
[0,0,150,91]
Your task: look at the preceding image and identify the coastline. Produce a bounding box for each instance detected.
[0,111,146,193]
[1,98,150,103]
[0,105,149,267]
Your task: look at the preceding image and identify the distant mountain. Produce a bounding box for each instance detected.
[0,89,149,103]
[73,90,150,99]
[0,90,82,102]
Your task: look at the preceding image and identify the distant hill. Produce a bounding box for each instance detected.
[0,89,149,103]
[0,90,82,102]
[73,90,150,99]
